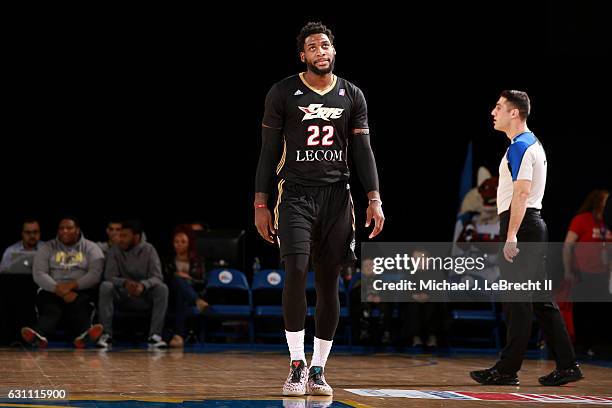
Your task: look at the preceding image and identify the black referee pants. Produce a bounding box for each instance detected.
[495,209,576,374]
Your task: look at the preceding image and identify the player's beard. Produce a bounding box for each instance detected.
[307,57,335,76]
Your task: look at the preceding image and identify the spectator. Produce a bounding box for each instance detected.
[97,220,168,349]
[0,219,43,273]
[351,258,394,346]
[97,220,122,256]
[563,189,611,356]
[398,250,446,350]
[164,225,208,348]
[21,216,104,348]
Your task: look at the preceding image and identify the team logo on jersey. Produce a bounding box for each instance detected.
[294,89,303,95]
[339,88,345,96]
[299,104,344,121]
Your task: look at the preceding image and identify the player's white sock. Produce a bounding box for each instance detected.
[285,329,306,362]
[311,337,333,368]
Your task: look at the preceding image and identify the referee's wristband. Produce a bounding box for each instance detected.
[369,198,382,205]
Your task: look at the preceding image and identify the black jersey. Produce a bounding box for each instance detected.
[262,73,369,187]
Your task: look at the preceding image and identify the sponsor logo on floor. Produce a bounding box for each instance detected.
[345,389,612,404]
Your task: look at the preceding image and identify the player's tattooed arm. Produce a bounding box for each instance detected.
[351,128,379,192]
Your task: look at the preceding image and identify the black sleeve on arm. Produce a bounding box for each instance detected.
[350,84,379,193]
[352,131,379,193]
[255,83,285,195]
[255,127,283,194]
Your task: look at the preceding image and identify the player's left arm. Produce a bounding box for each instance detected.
[350,84,384,238]
[352,127,384,238]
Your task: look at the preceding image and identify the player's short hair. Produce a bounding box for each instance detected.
[297,21,334,52]
[500,90,530,120]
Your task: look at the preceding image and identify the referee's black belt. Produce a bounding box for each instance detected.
[499,208,541,218]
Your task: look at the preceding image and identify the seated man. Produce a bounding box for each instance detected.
[0,219,43,273]
[351,259,393,346]
[97,220,168,349]
[97,219,122,256]
[21,216,105,348]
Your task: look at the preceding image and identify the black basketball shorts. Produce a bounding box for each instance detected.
[274,179,356,268]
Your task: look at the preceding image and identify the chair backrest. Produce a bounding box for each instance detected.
[207,268,249,290]
[252,269,285,290]
[305,271,348,306]
[252,269,285,306]
[206,268,250,305]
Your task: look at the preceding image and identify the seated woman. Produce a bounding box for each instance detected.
[164,225,208,348]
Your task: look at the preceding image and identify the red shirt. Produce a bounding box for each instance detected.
[568,212,612,273]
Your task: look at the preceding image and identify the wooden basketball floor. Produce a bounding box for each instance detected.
[1,348,611,407]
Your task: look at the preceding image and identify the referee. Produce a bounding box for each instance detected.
[470,90,583,386]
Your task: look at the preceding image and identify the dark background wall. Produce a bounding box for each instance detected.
[3,3,609,270]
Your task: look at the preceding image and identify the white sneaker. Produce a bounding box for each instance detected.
[282,360,308,396]
[96,333,112,349]
[306,366,333,396]
[148,334,167,349]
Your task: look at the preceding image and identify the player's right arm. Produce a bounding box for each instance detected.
[254,84,284,243]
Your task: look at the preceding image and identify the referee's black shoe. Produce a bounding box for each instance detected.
[538,364,584,386]
[470,367,519,385]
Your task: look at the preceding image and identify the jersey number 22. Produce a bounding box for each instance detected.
[306,125,335,146]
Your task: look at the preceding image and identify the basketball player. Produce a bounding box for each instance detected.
[254,22,384,396]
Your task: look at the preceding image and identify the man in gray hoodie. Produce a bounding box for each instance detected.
[21,216,105,348]
[97,220,168,348]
